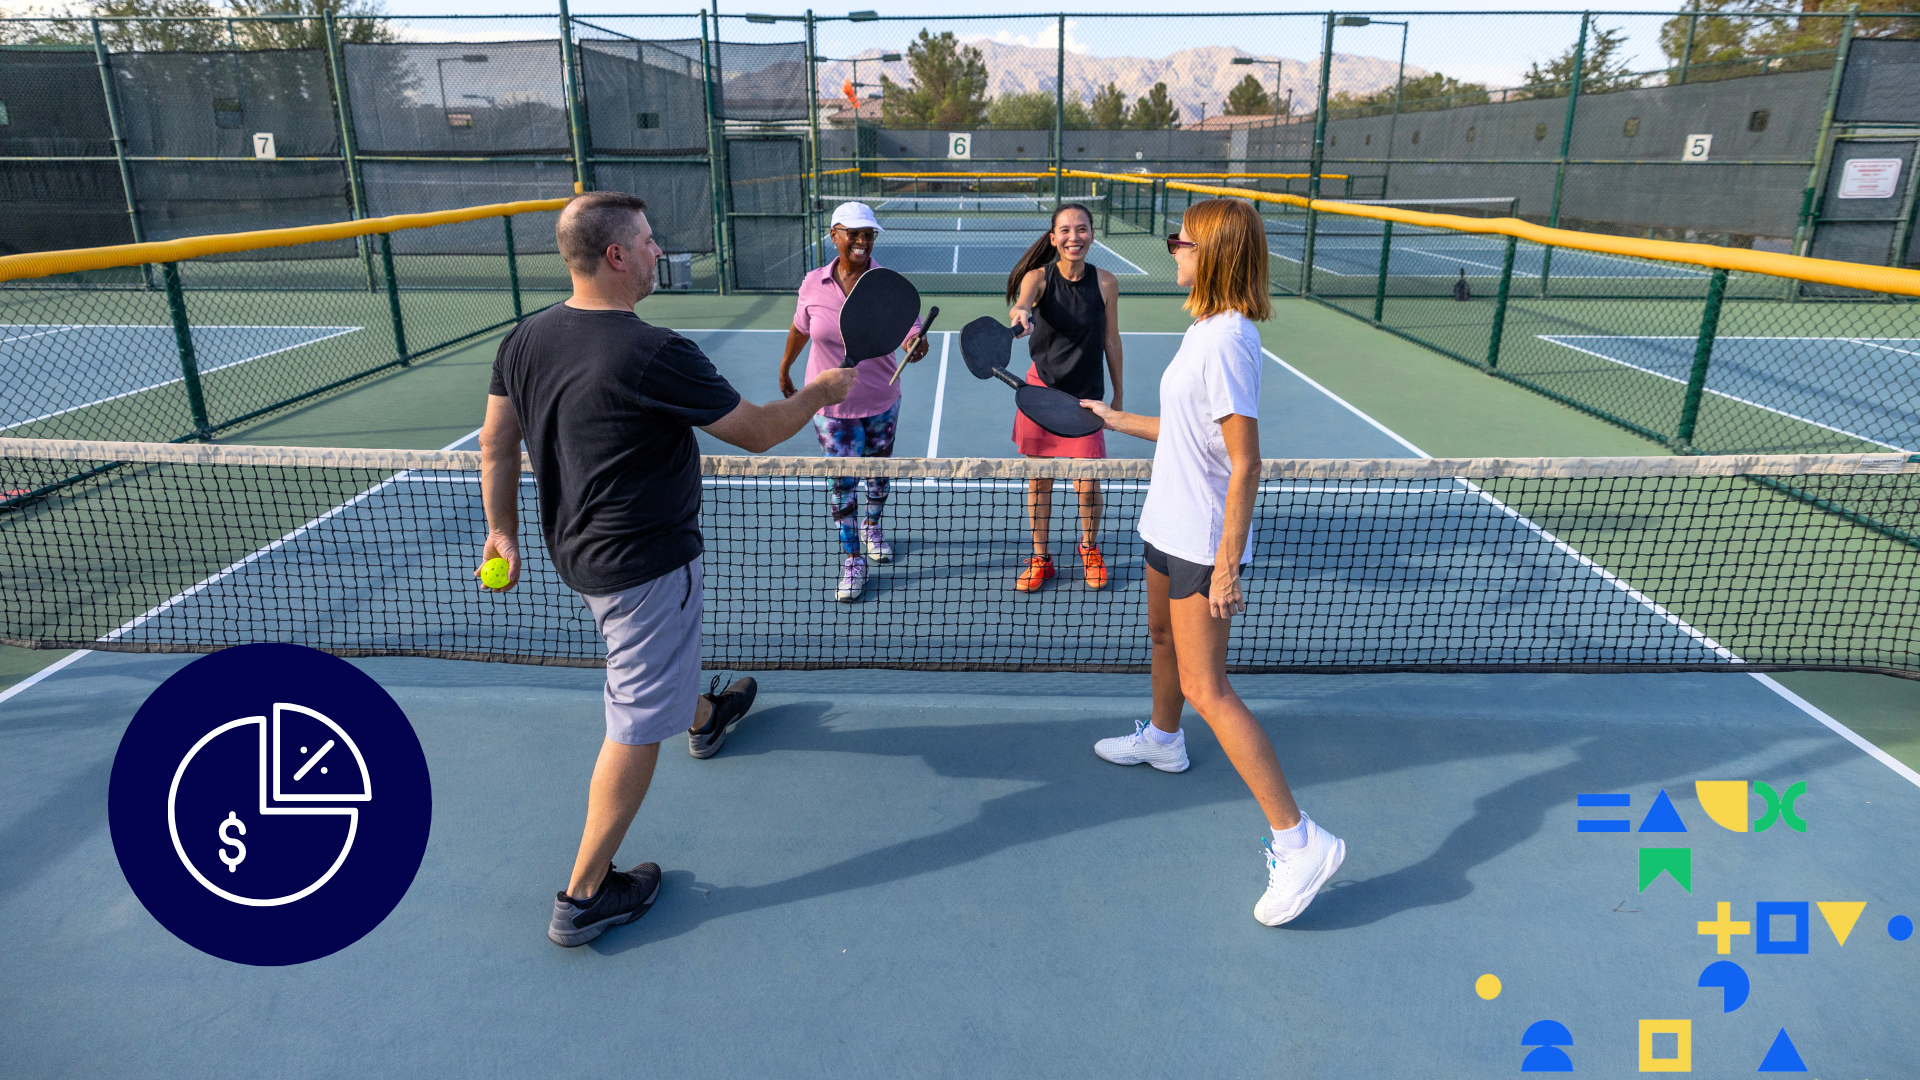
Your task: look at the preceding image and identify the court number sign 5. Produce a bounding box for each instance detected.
[948,133,971,160]
[1682,134,1712,163]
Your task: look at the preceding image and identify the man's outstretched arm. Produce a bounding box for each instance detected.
[703,366,858,453]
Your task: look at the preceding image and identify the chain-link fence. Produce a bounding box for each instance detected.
[7,9,1917,295]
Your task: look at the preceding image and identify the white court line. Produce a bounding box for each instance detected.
[0,325,85,345]
[1267,344,1732,656]
[1265,343,1915,784]
[1751,673,1920,791]
[952,246,960,273]
[1091,240,1149,277]
[1,426,485,707]
[927,331,951,458]
[3,325,362,432]
[1538,335,1913,452]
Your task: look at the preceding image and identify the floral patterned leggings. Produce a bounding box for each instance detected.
[813,401,898,556]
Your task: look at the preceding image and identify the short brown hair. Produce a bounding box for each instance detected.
[556,191,649,274]
[1181,198,1272,323]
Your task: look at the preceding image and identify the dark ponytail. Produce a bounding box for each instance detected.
[1003,202,1096,303]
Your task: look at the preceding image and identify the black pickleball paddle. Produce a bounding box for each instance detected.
[838,266,921,367]
[958,315,1104,439]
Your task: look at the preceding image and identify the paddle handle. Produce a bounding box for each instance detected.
[990,367,1024,391]
[887,306,940,387]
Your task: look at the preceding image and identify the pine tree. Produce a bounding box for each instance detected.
[1222,73,1273,116]
[1128,82,1180,130]
[1088,82,1129,129]
[880,29,991,130]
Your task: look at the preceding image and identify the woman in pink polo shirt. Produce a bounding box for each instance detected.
[778,202,928,602]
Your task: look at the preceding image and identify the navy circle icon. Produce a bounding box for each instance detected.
[109,643,431,966]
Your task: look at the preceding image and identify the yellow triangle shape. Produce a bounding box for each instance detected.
[1817,902,1867,946]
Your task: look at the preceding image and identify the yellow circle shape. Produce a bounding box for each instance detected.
[480,557,511,590]
[1475,974,1502,1000]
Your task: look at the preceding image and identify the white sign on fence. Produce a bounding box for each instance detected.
[252,132,277,160]
[947,132,971,160]
[1837,158,1904,199]
[1682,134,1712,162]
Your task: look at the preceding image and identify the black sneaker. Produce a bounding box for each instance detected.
[547,862,662,947]
[688,675,758,759]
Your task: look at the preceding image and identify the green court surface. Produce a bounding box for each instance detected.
[2,289,1917,1078]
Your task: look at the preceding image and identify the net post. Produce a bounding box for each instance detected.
[804,10,821,268]
[504,214,523,320]
[556,0,591,194]
[1485,234,1519,370]
[1101,179,1112,235]
[1303,11,1335,297]
[159,262,211,439]
[90,19,146,256]
[701,13,730,295]
[1371,219,1393,322]
[1674,266,1729,451]
[379,233,410,365]
[1053,12,1065,208]
[1792,4,1858,259]
[1542,13,1590,298]
[321,11,377,293]
[1677,7,1698,85]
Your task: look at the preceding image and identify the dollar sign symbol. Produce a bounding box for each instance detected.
[217,811,247,873]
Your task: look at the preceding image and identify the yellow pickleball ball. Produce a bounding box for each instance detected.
[480,557,511,590]
[1475,974,1502,1000]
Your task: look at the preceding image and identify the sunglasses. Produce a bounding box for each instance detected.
[1165,234,1198,255]
[834,227,878,243]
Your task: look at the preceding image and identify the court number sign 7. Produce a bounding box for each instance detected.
[253,132,278,160]
[948,133,971,160]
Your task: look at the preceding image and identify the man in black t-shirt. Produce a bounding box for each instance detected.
[478,191,856,947]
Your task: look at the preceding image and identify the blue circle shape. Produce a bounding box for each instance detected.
[108,644,431,966]
[1891,915,1914,942]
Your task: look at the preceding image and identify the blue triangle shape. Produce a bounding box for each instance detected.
[1758,1028,1807,1072]
[1638,788,1688,832]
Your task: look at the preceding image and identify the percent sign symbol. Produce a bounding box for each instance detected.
[294,739,336,781]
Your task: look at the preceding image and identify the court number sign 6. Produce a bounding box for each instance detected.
[948,133,971,161]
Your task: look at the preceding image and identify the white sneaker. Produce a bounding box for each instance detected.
[861,521,893,563]
[1254,815,1345,927]
[1092,720,1189,773]
[836,556,867,602]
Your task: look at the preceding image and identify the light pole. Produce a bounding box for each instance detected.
[814,51,901,119]
[436,53,488,122]
[1229,55,1289,122]
[1334,16,1408,194]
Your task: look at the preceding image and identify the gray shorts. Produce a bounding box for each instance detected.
[1143,542,1212,600]
[581,558,703,746]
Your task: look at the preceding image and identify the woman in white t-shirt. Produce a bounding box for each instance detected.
[1079,198,1345,927]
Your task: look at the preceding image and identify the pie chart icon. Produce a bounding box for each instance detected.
[110,644,431,966]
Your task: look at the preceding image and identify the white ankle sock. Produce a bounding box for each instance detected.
[1143,723,1181,746]
[1272,818,1309,850]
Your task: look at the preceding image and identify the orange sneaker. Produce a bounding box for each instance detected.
[1079,542,1108,590]
[1015,554,1055,592]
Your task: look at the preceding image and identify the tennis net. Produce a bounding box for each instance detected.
[2,440,1915,677]
[832,194,1113,235]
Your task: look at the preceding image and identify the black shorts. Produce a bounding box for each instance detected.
[1143,542,1212,600]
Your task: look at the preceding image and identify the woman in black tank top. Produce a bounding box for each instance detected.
[1005,203,1124,592]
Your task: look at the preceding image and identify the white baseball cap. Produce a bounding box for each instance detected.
[829,202,884,232]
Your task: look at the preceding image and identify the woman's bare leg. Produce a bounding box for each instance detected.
[1074,478,1103,547]
[1146,563,1185,735]
[1167,592,1300,830]
[1026,463,1054,556]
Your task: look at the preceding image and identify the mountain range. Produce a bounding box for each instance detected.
[815,42,1426,123]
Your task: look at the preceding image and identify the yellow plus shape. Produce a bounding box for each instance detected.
[1698,902,1751,954]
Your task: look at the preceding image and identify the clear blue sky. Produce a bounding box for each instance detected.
[366,3,1689,90]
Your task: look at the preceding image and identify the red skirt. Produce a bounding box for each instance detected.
[1011,364,1107,458]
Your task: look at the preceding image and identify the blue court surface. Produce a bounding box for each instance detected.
[4,328,1918,1077]
[1541,334,1920,451]
[0,323,358,430]
[1266,231,1705,281]
[808,235,1149,276]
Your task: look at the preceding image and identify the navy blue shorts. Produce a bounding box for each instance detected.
[1143,542,1212,600]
